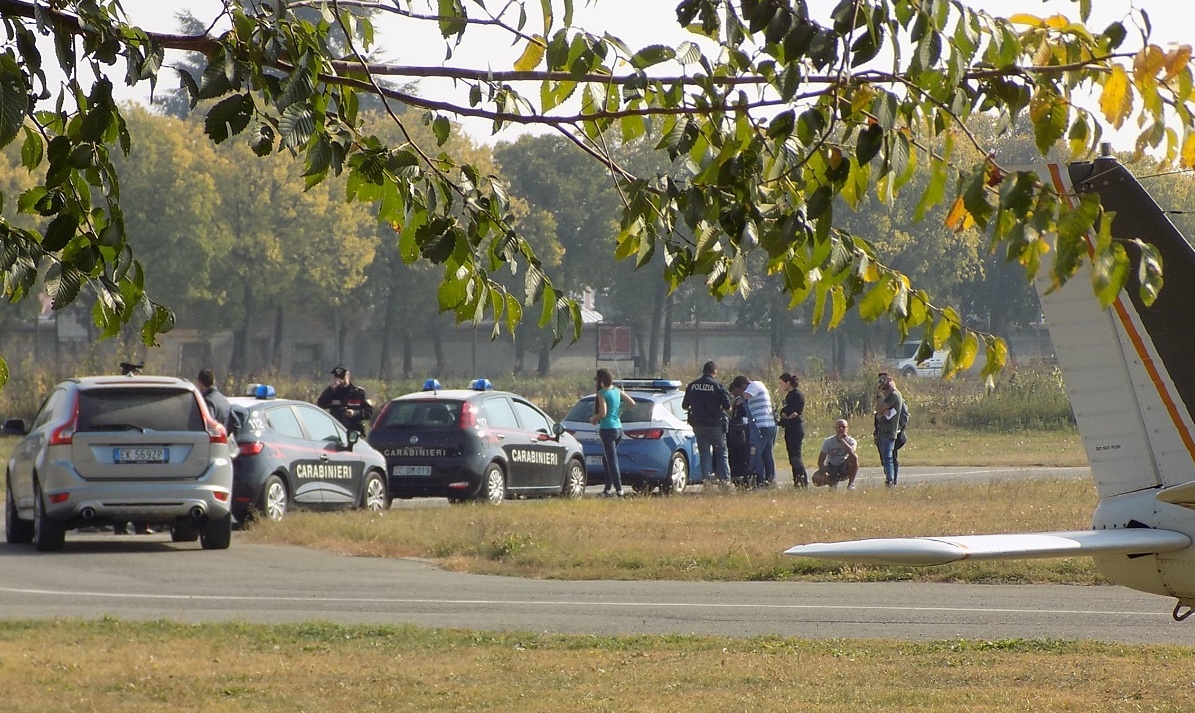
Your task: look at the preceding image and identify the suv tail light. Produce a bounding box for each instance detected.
[48,394,80,446]
[459,402,478,429]
[626,428,664,440]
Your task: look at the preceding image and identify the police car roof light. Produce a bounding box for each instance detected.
[254,384,276,399]
[470,378,493,391]
[615,378,682,392]
[245,383,261,397]
[422,378,443,392]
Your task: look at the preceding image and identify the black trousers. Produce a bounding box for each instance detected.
[783,424,807,485]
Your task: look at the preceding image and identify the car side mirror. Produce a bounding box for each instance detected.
[346,429,360,450]
[552,422,565,440]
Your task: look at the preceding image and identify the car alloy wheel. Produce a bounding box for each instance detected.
[262,475,288,521]
[562,459,586,499]
[361,472,388,511]
[662,452,689,495]
[480,463,506,504]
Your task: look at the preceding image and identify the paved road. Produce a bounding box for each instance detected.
[0,536,1190,645]
[7,465,1188,646]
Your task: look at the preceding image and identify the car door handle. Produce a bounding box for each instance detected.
[320,454,330,461]
[496,433,506,439]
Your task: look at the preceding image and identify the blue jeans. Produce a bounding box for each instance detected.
[877,436,897,485]
[754,426,777,483]
[599,428,624,493]
[693,423,730,482]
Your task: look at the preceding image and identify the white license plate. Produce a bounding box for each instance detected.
[585,455,604,467]
[393,465,432,476]
[116,447,167,464]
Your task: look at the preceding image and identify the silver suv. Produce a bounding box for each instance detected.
[4,375,235,551]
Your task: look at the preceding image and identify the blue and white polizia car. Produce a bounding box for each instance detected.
[560,379,701,495]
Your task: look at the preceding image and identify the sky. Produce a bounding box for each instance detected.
[108,0,1195,148]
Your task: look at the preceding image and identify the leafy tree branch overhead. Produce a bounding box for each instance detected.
[0,0,1190,387]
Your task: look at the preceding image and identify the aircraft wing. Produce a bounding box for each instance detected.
[784,529,1191,566]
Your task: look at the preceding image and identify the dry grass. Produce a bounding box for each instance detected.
[2,620,1192,713]
[248,478,1101,584]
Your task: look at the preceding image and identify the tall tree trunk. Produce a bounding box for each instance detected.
[229,281,255,374]
[663,293,673,368]
[379,280,401,380]
[427,321,445,375]
[402,330,413,378]
[513,328,526,376]
[537,339,551,377]
[647,276,666,372]
[271,305,284,372]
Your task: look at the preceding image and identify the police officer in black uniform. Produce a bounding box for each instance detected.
[681,360,732,485]
[317,364,374,433]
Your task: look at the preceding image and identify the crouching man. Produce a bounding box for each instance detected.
[813,419,859,490]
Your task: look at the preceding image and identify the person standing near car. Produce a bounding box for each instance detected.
[682,360,732,486]
[590,368,635,498]
[729,374,777,487]
[874,372,904,487]
[197,368,234,433]
[778,372,808,487]
[318,365,374,433]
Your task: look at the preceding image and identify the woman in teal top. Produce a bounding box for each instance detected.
[590,368,635,497]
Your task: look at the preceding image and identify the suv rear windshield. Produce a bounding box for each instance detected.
[376,400,463,429]
[564,396,656,424]
[77,388,205,432]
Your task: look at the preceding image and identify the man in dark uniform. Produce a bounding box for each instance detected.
[681,360,732,485]
[317,364,374,433]
[196,368,234,433]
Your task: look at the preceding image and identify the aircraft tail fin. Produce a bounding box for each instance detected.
[1042,159,1195,498]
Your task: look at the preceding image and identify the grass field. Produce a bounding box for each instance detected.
[2,621,1193,712]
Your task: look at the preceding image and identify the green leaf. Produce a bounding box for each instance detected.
[20,126,43,171]
[1134,239,1163,305]
[432,115,451,146]
[0,66,29,148]
[856,123,883,165]
[629,45,676,70]
[204,93,253,144]
[278,105,315,149]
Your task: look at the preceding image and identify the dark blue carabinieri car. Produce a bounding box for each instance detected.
[559,379,701,495]
[367,379,587,504]
[228,386,390,523]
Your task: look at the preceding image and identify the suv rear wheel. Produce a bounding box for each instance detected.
[200,512,232,550]
[6,477,33,544]
[32,480,65,552]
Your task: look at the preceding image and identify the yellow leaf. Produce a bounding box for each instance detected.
[944,195,974,232]
[1133,45,1165,83]
[1180,132,1195,169]
[1163,45,1192,82]
[1043,14,1071,30]
[513,35,547,72]
[1008,13,1046,27]
[1099,65,1133,129]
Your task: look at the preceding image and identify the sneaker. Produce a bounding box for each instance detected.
[847,484,856,490]
[615,491,626,498]
[601,491,614,498]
